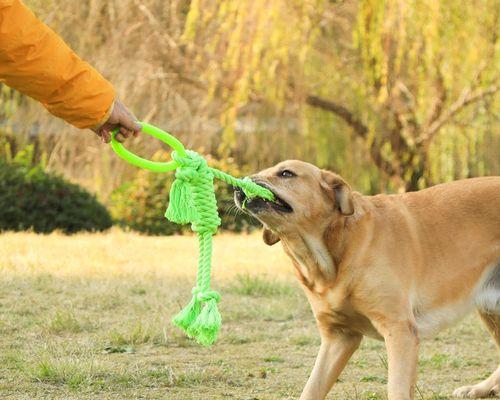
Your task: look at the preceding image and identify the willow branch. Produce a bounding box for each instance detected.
[422,65,447,133]
[306,94,396,176]
[306,95,368,137]
[418,84,498,146]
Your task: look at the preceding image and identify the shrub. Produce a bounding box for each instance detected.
[110,169,181,236]
[0,158,112,234]
[110,152,260,235]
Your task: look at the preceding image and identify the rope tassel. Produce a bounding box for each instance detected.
[188,298,221,346]
[171,290,201,332]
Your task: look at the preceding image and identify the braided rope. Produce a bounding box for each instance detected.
[210,169,274,200]
[167,150,274,346]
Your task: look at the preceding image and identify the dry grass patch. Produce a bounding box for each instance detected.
[0,231,496,399]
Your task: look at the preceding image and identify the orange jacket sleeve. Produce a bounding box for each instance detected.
[0,0,115,129]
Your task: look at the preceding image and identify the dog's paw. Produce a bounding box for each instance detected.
[453,383,499,398]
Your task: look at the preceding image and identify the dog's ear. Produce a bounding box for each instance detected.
[321,170,354,216]
[262,227,280,246]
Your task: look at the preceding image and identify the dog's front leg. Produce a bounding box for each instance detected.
[382,322,419,400]
[300,333,362,400]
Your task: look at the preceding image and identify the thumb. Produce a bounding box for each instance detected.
[112,99,142,132]
[120,114,141,132]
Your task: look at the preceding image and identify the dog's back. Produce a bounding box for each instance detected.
[359,177,500,336]
[366,177,499,263]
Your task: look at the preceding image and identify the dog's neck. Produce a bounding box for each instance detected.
[280,217,349,293]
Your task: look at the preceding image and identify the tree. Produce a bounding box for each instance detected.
[183,0,499,191]
[5,0,498,195]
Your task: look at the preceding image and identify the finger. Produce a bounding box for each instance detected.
[119,127,133,138]
[115,132,126,143]
[101,130,111,143]
[133,130,140,138]
[119,112,142,132]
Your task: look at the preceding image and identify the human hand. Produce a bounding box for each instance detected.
[92,100,141,143]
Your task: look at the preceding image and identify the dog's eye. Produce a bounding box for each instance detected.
[278,170,296,178]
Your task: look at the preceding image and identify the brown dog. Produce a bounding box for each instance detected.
[234,160,500,400]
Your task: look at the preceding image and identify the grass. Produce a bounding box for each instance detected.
[0,230,497,399]
[47,309,83,334]
[107,322,158,347]
[227,273,294,296]
[28,358,91,388]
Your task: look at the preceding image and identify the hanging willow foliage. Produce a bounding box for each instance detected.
[182,0,326,154]
[353,0,498,189]
[182,0,498,191]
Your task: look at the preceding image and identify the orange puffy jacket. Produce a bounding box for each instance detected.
[0,0,115,129]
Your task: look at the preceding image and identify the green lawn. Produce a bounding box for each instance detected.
[0,232,495,399]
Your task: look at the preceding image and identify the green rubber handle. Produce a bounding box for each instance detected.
[110,122,187,172]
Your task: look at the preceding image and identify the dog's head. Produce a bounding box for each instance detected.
[234,160,354,245]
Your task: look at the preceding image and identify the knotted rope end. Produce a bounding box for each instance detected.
[173,290,221,347]
[187,296,221,347]
[172,294,201,333]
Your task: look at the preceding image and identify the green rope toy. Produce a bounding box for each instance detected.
[110,122,274,346]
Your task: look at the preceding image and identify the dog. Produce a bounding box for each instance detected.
[234,160,500,400]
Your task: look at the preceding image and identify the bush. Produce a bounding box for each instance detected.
[0,159,112,234]
[110,152,260,235]
[110,168,182,236]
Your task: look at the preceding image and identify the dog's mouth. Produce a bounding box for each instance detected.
[234,182,293,214]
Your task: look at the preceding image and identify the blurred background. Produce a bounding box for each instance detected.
[0,0,498,235]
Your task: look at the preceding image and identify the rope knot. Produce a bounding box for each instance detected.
[196,290,221,303]
[191,286,202,296]
[172,150,206,170]
[191,286,220,303]
[171,151,207,182]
